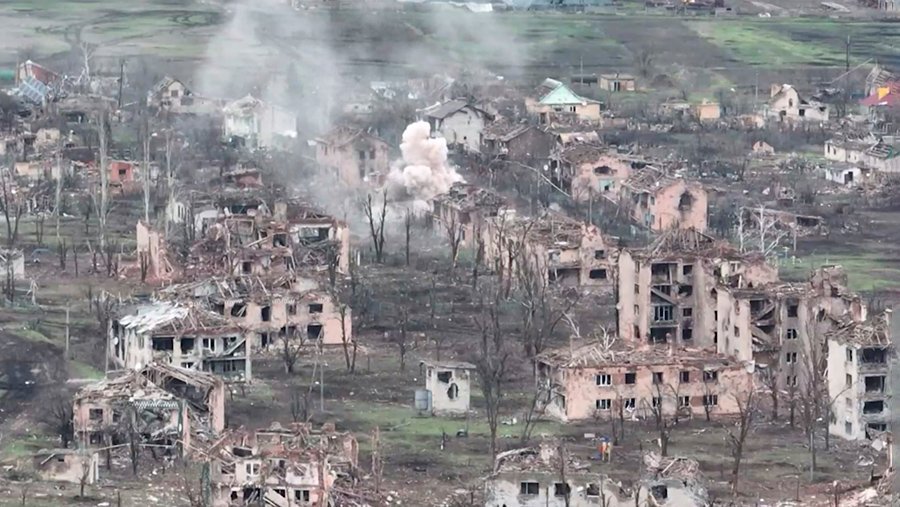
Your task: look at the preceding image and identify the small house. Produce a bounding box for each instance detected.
[526,78,602,125]
[752,141,775,156]
[421,360,475,415]
[599,73,636,92]
[767,84,829,123]
[32,449,99,485]
[422,99,492,154]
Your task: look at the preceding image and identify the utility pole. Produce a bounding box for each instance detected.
[845,35,851,73]
[65,305,70,359]
[116,59,125,109]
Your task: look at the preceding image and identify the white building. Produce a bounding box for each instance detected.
[826,310,892,441]
[422,100,491,154]
[223,95,296,150]
[823,164,865,186]
[0,249,25,280]
[767,84,829,123]
[421,360,475,415]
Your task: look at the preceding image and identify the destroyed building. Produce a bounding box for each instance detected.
[32,449,99,485]
[536,340,752,422]
[480,120,553,164]
[314,126,390,187]
[636,453,708,506]
[432,182,508,249]
[740,206,827,237]
[526,78,602,125]
[110,301,252,381]
[715,266,865,389]
[826,310,893,441]
[207,422,358,507]
[161,274,352,348]
[188,197,351,278]
[484,212,618,289]
[619,168,708,233]
[617,228,777,346]
[767,84,829,123]
[549,144,632,202]
[484,442,630,507]
[223,95,297,150]
[420,360,475,416]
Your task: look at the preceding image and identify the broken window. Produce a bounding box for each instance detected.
[866,423,887,438]
[846,374,853,388]
[246,463,260,476]
[652,372,664,384]
[295,490,311,503]
[650,485,668,500]
[306,324,323,340]
[679,396,690,408]
[703,394,718,407]
[847,348,854,362]
[89,408,103,421]
[786,328,798,340]
[447,383,459,400]
[89,433,103,445]
[287,304,297,316]
[680,371,691,383]
[261,306,271,322]
[272,488,286,498]
[865,376,885,393]
[861,348,886,364]
[863,400,884,414]
[202,338,217,352]
[682,327,693,341]
[520,482,539,495]
[308,303,324,314]
[787,303,799,317]
[594,249,606,259]
[241,261,252,274]
[678,192,693,211]
[180,338,195,354]
[652,397,661,408]
[358,150,366,161]
[231,304,246,318]
[596,374,611,386]
[786,375,797,387]
[273,233,287,247]
[682,264,693,276]
[785,352,797,364]
[152,337,174,351]
[593,165,612,175]
[589,269,608,280]
[586,483,600,496]
[596,399,611,410]
[682,307,692,317]
[437,371,453,383]
[554,483,571,497]
[678,285,693,297]
[703,370,718,382]
[625,398,636,409]
[625,372,636,384]
[652,305,673,322]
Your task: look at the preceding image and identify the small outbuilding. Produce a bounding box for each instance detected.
[599,73,636,92]
[32,449,99,484]
[420,360,476,416]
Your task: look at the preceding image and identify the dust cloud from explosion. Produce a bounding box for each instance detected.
[386,121,463,211]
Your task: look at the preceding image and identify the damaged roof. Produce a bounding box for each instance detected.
[559,143,605,165]
[621,166,681,193]
[537,340,740,369]
[422,99,489,120]
[534,78,599,106]
[117,301,237,336]
[827,310,892,348]
[482,119,533,142]
[433,182,507,212]
[313,125,388,148]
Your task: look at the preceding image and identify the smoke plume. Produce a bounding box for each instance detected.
[387,121,463,207]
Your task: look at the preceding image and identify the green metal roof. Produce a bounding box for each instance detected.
[540,81,594,106]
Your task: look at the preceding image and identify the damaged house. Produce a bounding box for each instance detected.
[314,126,390,187]
[827,310,893,441]
[207,422,358,507]
[484,212,619,289]
[767,84,829,123]
[480,119,554,165]
[32,449,99,485]
[740,206,827,237]
[432,182,508,249]
[109,301,252,381]
[484,442,630,507]
[536,340,752,422]
[526,78,602,125]
[420,360,475,416]
[223,95,297,150]
[617,228,778,345]
[161,274,352,349]
[618,168,708,233]
[549,145,633,202]
[422,99,492,154]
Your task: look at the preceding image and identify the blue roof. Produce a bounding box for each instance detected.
[17,77,50,105]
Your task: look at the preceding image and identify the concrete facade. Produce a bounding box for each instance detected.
[423,100,491,153]
[314,127,390,187]
[552,146,633,202]
[32,450,99,485]
[619,169,708,233]
[422,360,475,415]
[767,84,829,123]
[526,79,602,125]
[223,95,296,150]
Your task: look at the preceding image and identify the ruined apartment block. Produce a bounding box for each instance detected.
[420,360,475,416]
[208,422,358,507]
[536,341,752,423]
[162,275,351,349]
[827,310,893,441]
[619,167,708,233]
[192,197,350,277]
[617,228,777,346]
[110,301,252,381]
[314,125,390,187]
[432,182,507,249]
[549,144,633,202]
[484,212,618,289]
[484,442,707,507]
[716,266,865,389]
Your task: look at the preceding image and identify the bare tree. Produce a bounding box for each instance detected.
[96,110,110,251]
[140,113,152,223]
[648,381,674,457]
[41,397,74,448]
[516,251,579,357]
[727,387,756,496]
[556,444,571,507]
[404,208,411,266]
[759,365,780,421]
[737,205,789,259]
[363,190,387,263]
[474,290,509,462]
[77,449,93,498]
[0,169,23,247]
[280,328,305,374]
[372,426,384,494]
[444,211,464,268]
[337,300,356,373]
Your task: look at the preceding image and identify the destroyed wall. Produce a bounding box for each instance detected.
[537,355,751,422]
[73,389,190,449]
[136,222,178,283]
[32,450,99,485]
[315,131,390,187]
[527,222,616,289]
[569,153,632,203]
[211,454,334,507]
[650,180,708,233]
[223,290,351,347]
[484,471,629,507]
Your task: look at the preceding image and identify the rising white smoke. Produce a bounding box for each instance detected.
[386,121,463,207]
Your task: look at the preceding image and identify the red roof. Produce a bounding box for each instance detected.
[861,81,900,107]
